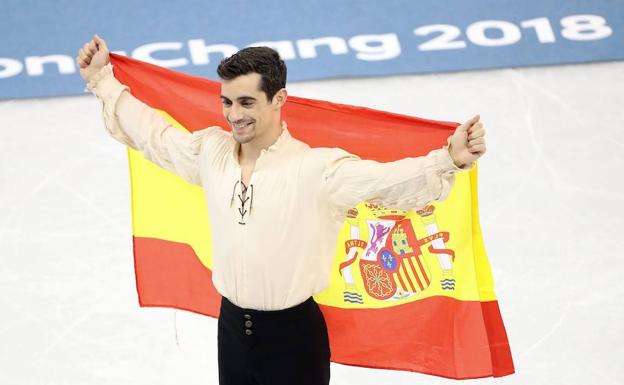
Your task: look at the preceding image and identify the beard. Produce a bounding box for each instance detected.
[233,130,255,144]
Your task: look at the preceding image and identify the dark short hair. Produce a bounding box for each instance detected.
[217,46,287,101]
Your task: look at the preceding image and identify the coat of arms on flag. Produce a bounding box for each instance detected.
[340,203,458,304]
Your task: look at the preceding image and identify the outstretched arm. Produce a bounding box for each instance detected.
[77,35,215,185]
[322,115,486,212]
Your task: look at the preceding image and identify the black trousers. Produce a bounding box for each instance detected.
[217,295,331,385]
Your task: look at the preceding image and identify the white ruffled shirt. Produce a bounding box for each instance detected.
[87,64,474,310]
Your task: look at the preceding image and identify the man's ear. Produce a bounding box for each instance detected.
[273,88,288,109]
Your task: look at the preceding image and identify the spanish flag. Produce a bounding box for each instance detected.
[110,53,514,379]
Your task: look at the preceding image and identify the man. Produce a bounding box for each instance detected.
[77,34,486,385]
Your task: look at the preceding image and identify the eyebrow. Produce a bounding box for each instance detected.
[220,96,257,103]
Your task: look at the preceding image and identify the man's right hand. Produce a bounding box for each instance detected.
[76,35,110,82]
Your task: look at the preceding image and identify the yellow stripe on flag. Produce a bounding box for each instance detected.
[129,110,214,270]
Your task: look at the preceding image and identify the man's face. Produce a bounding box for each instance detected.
[220,73,278,144]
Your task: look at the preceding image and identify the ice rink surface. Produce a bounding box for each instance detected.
[1,61,623,384]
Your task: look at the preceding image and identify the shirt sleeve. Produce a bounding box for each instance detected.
[85,63,218,185]
[321,138,475,213]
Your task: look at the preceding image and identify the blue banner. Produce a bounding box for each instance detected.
[1,0,623,100]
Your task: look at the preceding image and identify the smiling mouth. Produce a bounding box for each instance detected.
[232,121,253,130]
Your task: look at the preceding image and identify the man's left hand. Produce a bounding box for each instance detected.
[448,114,486,168]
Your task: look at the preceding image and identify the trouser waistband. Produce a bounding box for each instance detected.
[220,296,316,320]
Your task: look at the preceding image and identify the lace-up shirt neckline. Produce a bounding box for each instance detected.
[230,123,288,225]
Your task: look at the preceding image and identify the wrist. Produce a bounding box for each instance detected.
[447,142,464,168]
[85,63,114,91]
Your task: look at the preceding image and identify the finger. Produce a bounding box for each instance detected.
[94,35,108,51]
[468,128,485,140]
[468,114,480,125]
[82,43,95,58]
[77,56,89,68]
[87,40,97,55]
[79,47,90,58]
[469,144,486,153]
[468,137,485,146]
[467,123,483,137]
[468,121,483,131]
[457,114,481,132]
[79,50,91,63]
[83,43,92,55]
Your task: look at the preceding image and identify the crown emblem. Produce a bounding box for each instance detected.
[364,203,407,220]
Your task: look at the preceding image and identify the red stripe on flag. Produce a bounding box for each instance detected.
[321,297,514,379]
[133,236,221,317]
[109,53,458,162]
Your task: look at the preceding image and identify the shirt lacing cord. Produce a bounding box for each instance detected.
[230,180,254,225]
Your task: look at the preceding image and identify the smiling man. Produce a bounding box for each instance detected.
[77,35,486,385]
